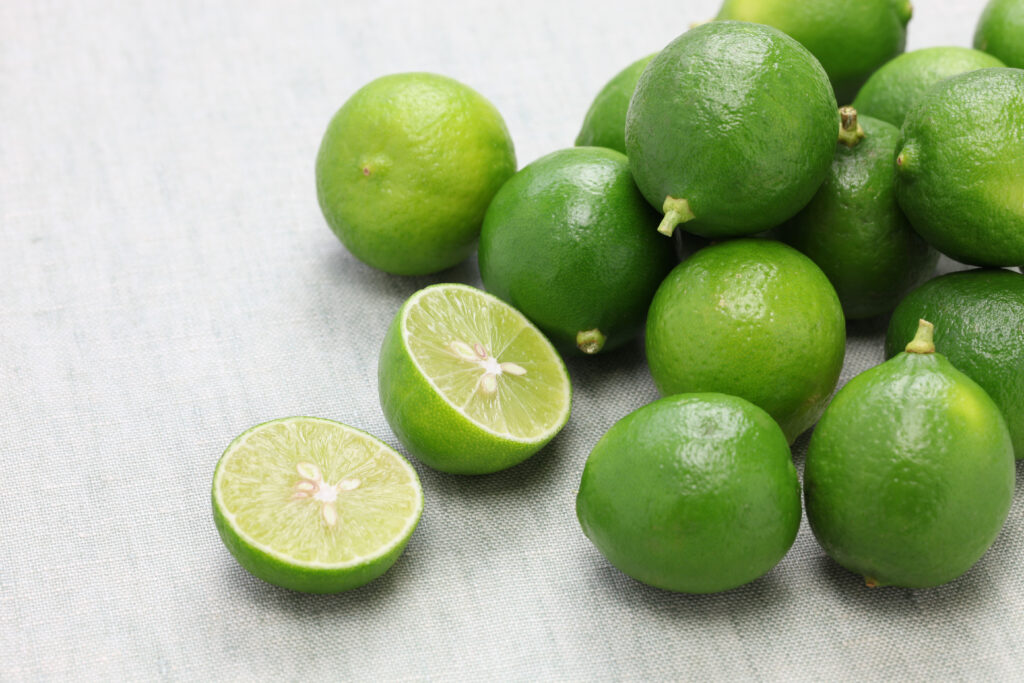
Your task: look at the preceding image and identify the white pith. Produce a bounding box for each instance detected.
[291,461,362,525]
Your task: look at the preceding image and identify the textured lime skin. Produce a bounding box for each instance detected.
[626,22,838,238]
[478,148,675,355]
[212,418,422,594]
[645,240,845,443]
[885,269,1024,458]
[896,68,1024,267]
[776,114,937,319]
[717,0,912,105]
[316,73,516,275]
[576,394,801,594]
[575,54,655,154]
[975,0,1024,69]
[805,347,1015,588]
[378,285,571,475]
[853,47,1006,127]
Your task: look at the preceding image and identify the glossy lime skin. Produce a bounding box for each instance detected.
[805,348,1015,588]
[853,47,1006,127]
[896,68,1024,267]
[717,0,911,104]
[886,269,1024,458]
[576,393,801,594]
[316,73,516,275]
[479,148,675,355]
[575,55,655,154]
[975,0,1024,69]
[776,115,937,319]
[625,22,838,238]
[645,240,845,443]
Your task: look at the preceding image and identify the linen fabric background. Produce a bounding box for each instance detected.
[2,0,1021,680]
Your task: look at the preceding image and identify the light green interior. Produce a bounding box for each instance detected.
[404,286,570,440]
[216,418,422,565]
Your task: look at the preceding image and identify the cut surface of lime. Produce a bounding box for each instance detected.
[405,285,569,440]
[379,283,572,474]
[212,417,423,593]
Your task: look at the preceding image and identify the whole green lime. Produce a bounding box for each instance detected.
[576,393,801,594]
[716,0,912,105]
[853,47,1006,127]
[645,239,845,443]
[886,268,1024,458]
[479,148,675,355]
[896,68,1024,267]
[625,21,838,239]
[776,108,937,319]
[575,54,655,154]
[976,0,1024,69]
[316,73,516,275]
[806,320,1015,588]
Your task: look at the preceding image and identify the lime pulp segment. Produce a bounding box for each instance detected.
[214,417,423,568]
[402,285,571,442]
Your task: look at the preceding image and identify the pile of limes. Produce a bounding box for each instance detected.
[212,0,1023,595]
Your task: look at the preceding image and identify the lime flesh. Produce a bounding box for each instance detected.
[379,284,572,474]
[212,417,423,593]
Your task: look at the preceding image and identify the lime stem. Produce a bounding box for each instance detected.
[576,329,606,355]
[905,319,936,355]
[865,576,880,588]
[658,197,695,237]
[899,1,913,24]
[838,107,865,148]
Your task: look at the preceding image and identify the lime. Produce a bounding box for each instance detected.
[378,284,572,474]
[853,47,1005,127]
[776,108,938,319]
[805,321,1015,588]
[576,393,801,594]
[315,73,516,275]
[886,268,1024,458]
[478,147,675,355]
[716,0,912,104]
[626,22,838,239]
[575,54,655,154]
[976,0,1024,69]
[212,417,423,593]
[896,68,1024,267]
[646,239,845,443]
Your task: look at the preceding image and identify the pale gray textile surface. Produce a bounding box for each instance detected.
[2,1,1021,680]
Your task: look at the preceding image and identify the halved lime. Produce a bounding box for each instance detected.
[212,417,423,593]
[378,283,572,474]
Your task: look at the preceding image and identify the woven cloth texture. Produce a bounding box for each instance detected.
[2,0,1021,680]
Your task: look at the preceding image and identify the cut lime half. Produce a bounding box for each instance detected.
[212,417,423,593]
[379,283,572,474]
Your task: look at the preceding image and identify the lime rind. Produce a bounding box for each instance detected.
[213,417,423,572]
[400,284,572,444]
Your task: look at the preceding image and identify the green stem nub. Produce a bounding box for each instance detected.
[838,107,865,148]
[905,319,936,355]
[658,196,695,237]
[899,1,914,24]
[576,329,607,355]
